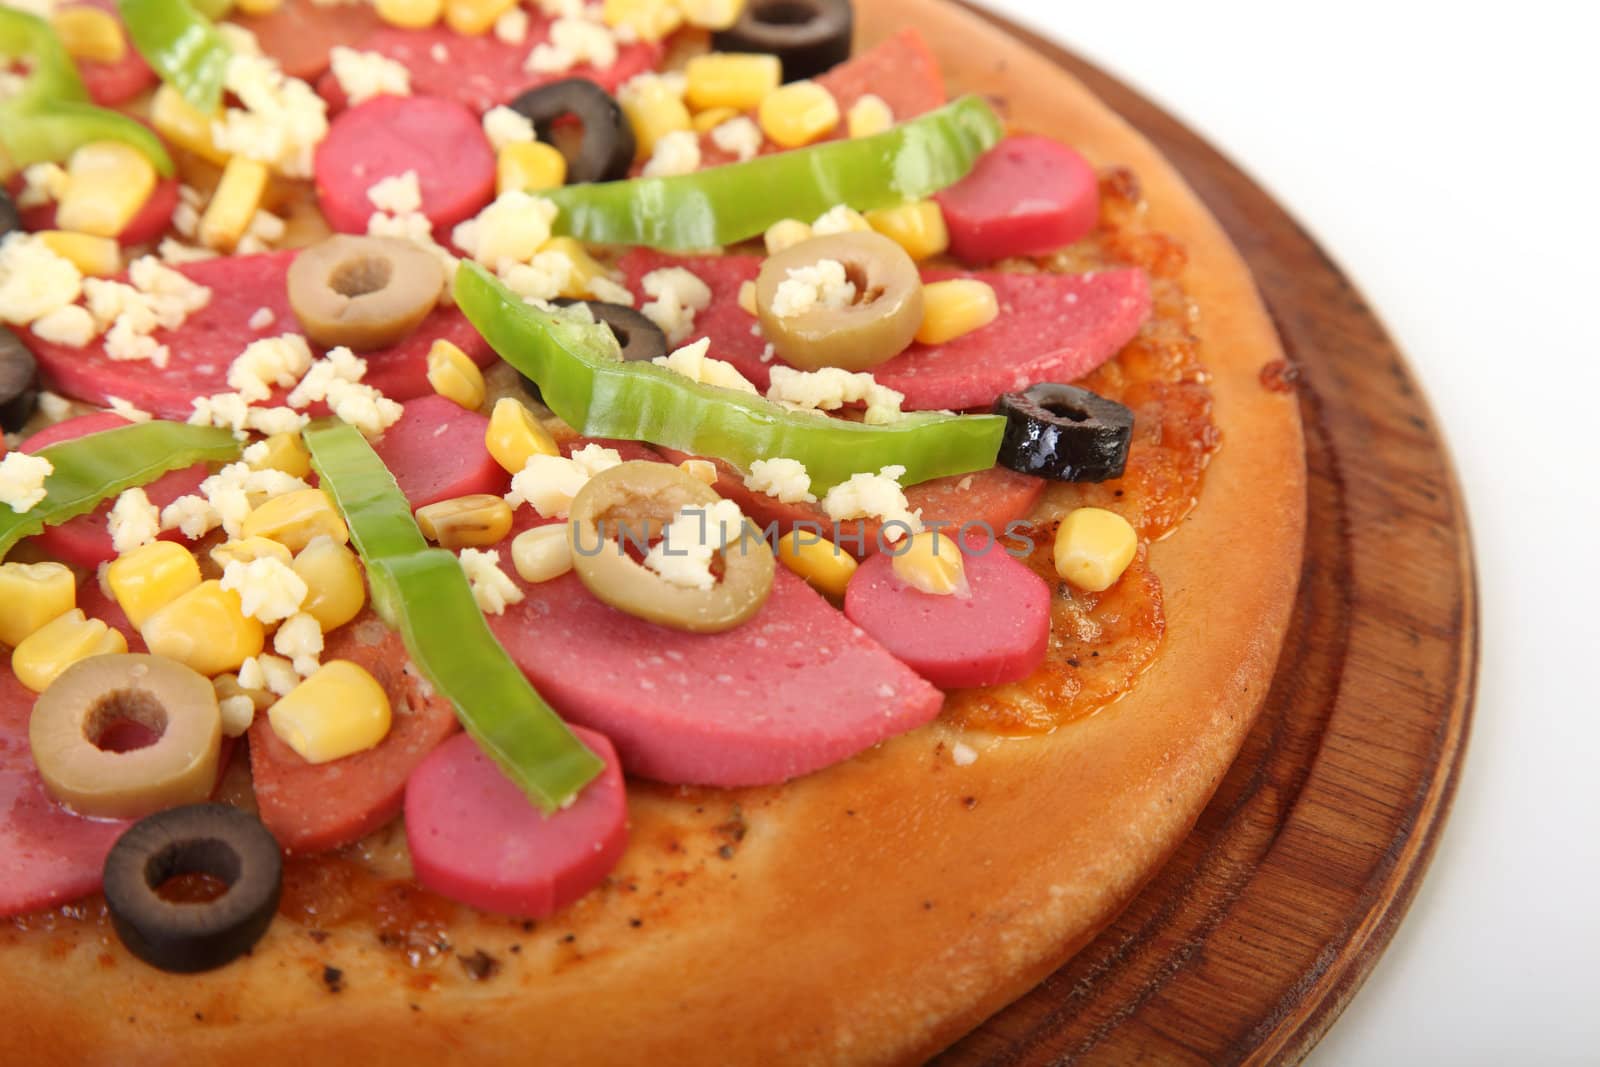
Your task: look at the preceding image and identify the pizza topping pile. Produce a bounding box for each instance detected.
[0,0,1184,971]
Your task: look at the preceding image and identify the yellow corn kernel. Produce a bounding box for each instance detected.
[1053,508,1137,593]
[685,52,781,112]
[510,524,573,584]
[846,94,895,139]
[691,106,739,134]
[866,201,949,262]
[141,580,265,676]
[620,78,692,159]
[677,0,745,30]
[758,80,840,149]
[249,432,312,479]
[292,537,367,632]
[35,230,120,276]
[444,0,514,36]
[602,0,683,40]
[541,237,610,300]
[267,661,392,764]
[241,489,349,554]
[199,156,270,252]
[374,0,441,28]
[496,140,568,196]
[0,561,76,647]
[106,541,202,630]
[763,218,813,256]
[916,278,1000,346]
[235,0,285,13]
[679,458,718,485]
[51,7,126,64]
[890,531,966,596]
[737,279,758,315]
[210,536,294,570]
[150,85,230,166]
[55,141,157,238]
[775,531,857,602]
[426,339,487,411]
[415,494,513,550]
[486,397,560,474]
[12,610,128,693]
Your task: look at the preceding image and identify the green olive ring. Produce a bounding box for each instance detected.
[29,654,222,820]
[286,234,445,352]
[755,230,925,372]
[567,462,775,633]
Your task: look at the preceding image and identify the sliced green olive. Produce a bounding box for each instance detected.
[286,235,444,352]
[568,461,775,633]
[755,231,925,372]
[29,654,222,820]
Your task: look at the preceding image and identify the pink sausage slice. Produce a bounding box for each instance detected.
[844,538,1051,689]
[373,394,506,509]
[405,726,626,918]
[22,176,179,247]
[20,414,208,571]
[487,560,944,786]
[314,95,496,237]
[935,136,1101,265]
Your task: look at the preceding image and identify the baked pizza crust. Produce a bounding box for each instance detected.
[0,2,1305,1063]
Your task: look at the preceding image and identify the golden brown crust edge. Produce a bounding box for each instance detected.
[0,3,1306,1065]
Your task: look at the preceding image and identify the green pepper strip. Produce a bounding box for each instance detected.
[302,419,603,814]
[119,0,230,117]
[454,262,1006,493]
[542,95,1004,251]
[0,422,239,558]
[0,8,173,176]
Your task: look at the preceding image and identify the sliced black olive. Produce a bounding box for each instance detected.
[0,187,18,239]
[0,326,40,434]
[521,299,666,401]
[507,79,636,185]
[713,0,854,83]
[993,383,1134,482]
[103,803,283,974]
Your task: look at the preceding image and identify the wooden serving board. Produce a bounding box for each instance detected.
[936,6,1480,1064]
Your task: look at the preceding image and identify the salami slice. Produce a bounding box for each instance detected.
[405,726,627,918]
[232,0,383,81]
[22,176,179,247]
[22,250,493,419]
[314,95,496,236]
[486,559,944,787]
[247,613,459,854]
[318,21,663,117]
[20,413,208,570]
[0,668,131,918]
[65,0,157,106]
[618,251,1151,410]
[373,394,506,509]
[935,136,1102,264]
[844,537,1052,689]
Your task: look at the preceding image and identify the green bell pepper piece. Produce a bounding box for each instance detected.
[0,422,240,558]
[0,8,173,176]
[542,95,1005,251]
[302,419,604,814]
[454,262,1006,493]
[119,0,230,116]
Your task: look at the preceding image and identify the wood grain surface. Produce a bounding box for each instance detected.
[935,6,1479,1064]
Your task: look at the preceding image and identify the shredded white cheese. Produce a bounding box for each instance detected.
[366,170,423,217]
[0,452,53,514]
[639,266,713,345]
[820,465,922,542]
[744,457,816,504]
[770,258,856,319]
[652,338,758,395]
[766,365,905,425]
[221,556,309,625]
[459,548,525,615]
[644,499,746,591]
[107,488,161,554]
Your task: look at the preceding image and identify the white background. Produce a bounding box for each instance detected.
[968,1,1599,1062]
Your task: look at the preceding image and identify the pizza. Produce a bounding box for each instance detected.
[0,0,1305,1062]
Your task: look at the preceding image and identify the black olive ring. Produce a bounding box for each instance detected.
[993,383,1135,482]
[0,326,40,434]
[507,79,637,185]
[103,804,284,974]
[522,299,667,403]
[0,186,19,240]
[713,0,855,83]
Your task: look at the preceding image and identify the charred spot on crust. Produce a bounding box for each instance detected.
[322,964,344,992]
[458,949,501,981]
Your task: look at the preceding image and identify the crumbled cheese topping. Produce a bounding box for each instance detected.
[218,695,257,738]
[366,209,458,301]
[228,333,314,403]
[239,653,299,697]
[30,305,96,348]
[330,46,411,106]
[171,461,311,540]
[569,443,623,477]
[284,346,403,437]
[273,613,324,677]
[950,740,978,766]
[588,275,635,307]
[494,6,530,44]
[766,365,905,425]
[366,170,423,217]
[812,205,872,236]
[235,209,287,256]
[744,457,816,504]
[158,239,217,266]
[847,94,895,137]
[639,266,713,345]
[247,306,276,331]
[526,15,619,74]
[221,555,309,625]
[452,191,560,270]
[644,499,746,591]
[821,465,922,542]
[710,116,763,162]
[642,129,701,178]
[212,53,330,179]
[107,488,161,554]
[0,452,53,514]
[459,548,524,615]
[482,105,536,152]
[106,397,152,424]
[652,338,758,395]
[770,258,856,319]
[500,247,578,303]
[17,162,68,210]
[0,233,82,327]
[508,454,592,518]
[160,494,223,541]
